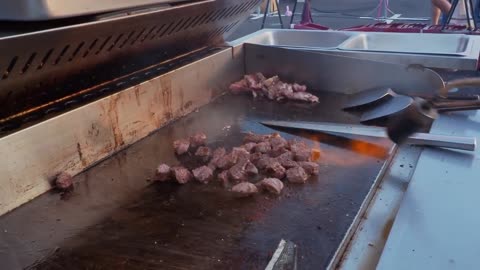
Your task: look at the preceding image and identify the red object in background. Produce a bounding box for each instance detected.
[293,23,329,30]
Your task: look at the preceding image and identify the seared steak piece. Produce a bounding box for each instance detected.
[155,164,171,182]
[189,132,207,148]
[172,166,193,184]
[244,132,271,143]
[269,135,288,157]
[218,170,230,187]
[173,139,190,155]
[286,167,308,183]
[255,155,274,170]
[298,161,320,176]
[229,160,248,182]
[242,142,257,153]
[216,152,235,170]
[231,147,250,163]
[192,166,213,184]
[55,172,73,190]
[288,139,308,152]
[293,149,311,162]
[231,182,258,198]
[249,152,263,164]
[209,147,227,169]
[258,178,284,195]
[266,161,286,179]
[245,161,259,176]
[276,151,298,169]
[230,73,319,103]
[195,146,212,163]
[254,142,271,154]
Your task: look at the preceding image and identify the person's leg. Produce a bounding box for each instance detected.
[432,0,452,13]
[432,6,442,24]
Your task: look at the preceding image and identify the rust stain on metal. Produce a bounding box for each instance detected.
[87,123,100,137]
[159,75,173,122]
[107,95,124,149]
[76,143,87,167]
[184,100,193,110]
[382,218,395,241]
[134,86,141,107]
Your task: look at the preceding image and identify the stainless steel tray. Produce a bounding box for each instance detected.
[0,0,190,21]
[338,33,472,56]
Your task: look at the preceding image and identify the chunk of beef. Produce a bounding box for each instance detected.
[249,152,263,164]
[55,172,73,190]
[292,83,307,92]
[269,135,288,157]
[288,139,308,152]
[293,149,312,162]
[286,91,319,103]
[218,170,230,187]
[245,161,259,176]
[255,155,274,170]
[276,151,298,169]
[286,167,308,183]
[172,166,193,184]
[195,146,212,163]
[254,142,271,154]
[189,132,207,149]
[243,132,271,143]
[192,166,213,184]
[173,139,190,155]
[244,74,263,90]
[209,147,227,169]
[229,79,251,94]
[298,161,320,176]
[216,152,235,170]
[155,164,171,182]
[242,142,257,153]
[229,160,248,182]
[231,182,258,198]
[258,178,284,195]
[266,161,286,179]
[231,147,250,163]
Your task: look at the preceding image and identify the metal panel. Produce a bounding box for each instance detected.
[376,110,480,270]
[0,48,243,216]
[0,0,261,119]
[243,44,445,96]
[0,0,187,21]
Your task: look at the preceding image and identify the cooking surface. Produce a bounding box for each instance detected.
[0,92,393,270]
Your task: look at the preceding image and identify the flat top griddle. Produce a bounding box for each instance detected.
[0,92,393,270]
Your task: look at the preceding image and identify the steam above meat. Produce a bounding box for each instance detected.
[229,73,319,103]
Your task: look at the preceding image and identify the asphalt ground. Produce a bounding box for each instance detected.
[228,0,434,40]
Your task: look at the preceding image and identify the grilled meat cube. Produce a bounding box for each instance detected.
[254,142,271,154]
[258,178,284,195]
[255,155,274,170]
[55,172,73,190]
[286,91,319,103]
[195,146,212,163]
[286,166,308,183]
[249,152,263,164]
[243,132,271,143]
[293,149,312,162]
[231,182,258,198]
[172,166,193,184]
[155,164,171,182]
[173,139,190,155]
[269,135,288,157]
[276,151,298,169]
[242,142,257,153]
[192,166,213,184]
[216,152,235,170]
[245,161,259,176]
[218,170,230,187]
[244,74,263,90]
[209,147,227,169]
[231,147,250,163]
[189,132,207,149]
[298,161,320,176]
[229,79,251,94]
[288,139,308,152]
[229,161,248,182]
[292,83,307,92]
[266,161,286,179]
